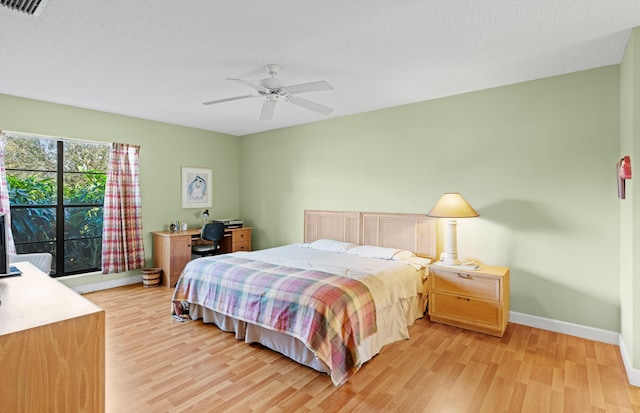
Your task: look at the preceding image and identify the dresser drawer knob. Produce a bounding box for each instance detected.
[457,273,472,279]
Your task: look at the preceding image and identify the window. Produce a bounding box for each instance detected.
[4,133,109,277]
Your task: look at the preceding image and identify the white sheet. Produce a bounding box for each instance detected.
[232,243,427,309]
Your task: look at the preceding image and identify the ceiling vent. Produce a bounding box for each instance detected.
[1,0,50,16]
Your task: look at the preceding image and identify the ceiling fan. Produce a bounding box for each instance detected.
[203,64,334,121]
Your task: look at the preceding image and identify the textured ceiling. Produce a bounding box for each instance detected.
[1,0,639,136]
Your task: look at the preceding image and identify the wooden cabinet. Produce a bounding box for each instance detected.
[0,262,105,412]
[153,231,194,288]
[153,227,252,287]
[428,264,510,337]
[231,227,251,252]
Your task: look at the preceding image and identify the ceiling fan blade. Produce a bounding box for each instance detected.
[260,99,277,120]
[285,80,334,94]
[202,94,257,105]
[287,95,333,115]
[227,78,269,93]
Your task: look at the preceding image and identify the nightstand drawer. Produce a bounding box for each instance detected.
[430,268,500,301]
[430,292,501,329]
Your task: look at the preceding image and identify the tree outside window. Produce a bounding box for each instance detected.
[5,134,108,277]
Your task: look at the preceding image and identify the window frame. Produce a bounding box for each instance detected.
[5,134,109,277]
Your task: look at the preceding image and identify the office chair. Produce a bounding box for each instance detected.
[192,221,225,257]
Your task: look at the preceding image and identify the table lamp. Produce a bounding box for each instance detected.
[427,192,479,266]
[201,209,209,228]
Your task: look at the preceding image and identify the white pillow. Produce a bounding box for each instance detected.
[347,245,402,260]
[309,239,356,252]
[391,249,415,261]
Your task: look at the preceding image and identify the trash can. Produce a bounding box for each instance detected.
[142,268,162,287]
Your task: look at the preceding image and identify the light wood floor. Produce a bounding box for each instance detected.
[84,284,640,413]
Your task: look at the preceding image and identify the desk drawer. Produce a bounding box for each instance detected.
[232,228,251,242]
[431,269,499,301]
[231,228,251,252]
[232,240,251,252]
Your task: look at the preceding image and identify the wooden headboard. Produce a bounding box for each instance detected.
[304,210,438,259]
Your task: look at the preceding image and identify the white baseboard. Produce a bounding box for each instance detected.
[68,274,143,294]
[510,311,640,387]
[618,336,640,386]
[509,311,619,344]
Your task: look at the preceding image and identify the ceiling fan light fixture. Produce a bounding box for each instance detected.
[260,77,285,90]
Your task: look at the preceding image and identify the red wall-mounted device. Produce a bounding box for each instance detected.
[618,156,632,199]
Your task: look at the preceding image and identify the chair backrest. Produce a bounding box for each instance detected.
[201,221,225,242]
[9,252,53,274]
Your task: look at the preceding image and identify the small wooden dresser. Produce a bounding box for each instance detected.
[0,262,105,412]
[428,264,510,337]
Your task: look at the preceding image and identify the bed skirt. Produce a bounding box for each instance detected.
[188,293,427,376]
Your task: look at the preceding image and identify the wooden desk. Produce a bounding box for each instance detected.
[152,227,252,287]
[0,262,105,412]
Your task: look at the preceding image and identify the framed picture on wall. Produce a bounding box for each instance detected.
[181,167,212,208]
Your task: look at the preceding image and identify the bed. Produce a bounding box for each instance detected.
[171,210,438,386]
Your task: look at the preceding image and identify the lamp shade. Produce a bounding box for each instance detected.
[427,192,479,218]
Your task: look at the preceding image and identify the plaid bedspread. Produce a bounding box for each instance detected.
[171,255,377,386]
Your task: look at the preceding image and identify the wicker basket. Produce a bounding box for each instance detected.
[142,268,162,288]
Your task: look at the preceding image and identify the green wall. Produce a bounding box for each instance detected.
[0,93,240,287]
[240,66,621,332]
[0,63,624,335]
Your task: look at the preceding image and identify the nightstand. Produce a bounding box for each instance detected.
[428,264,510,337]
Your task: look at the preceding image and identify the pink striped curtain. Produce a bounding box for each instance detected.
[101,143,145,274]
[0,134,16,254]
